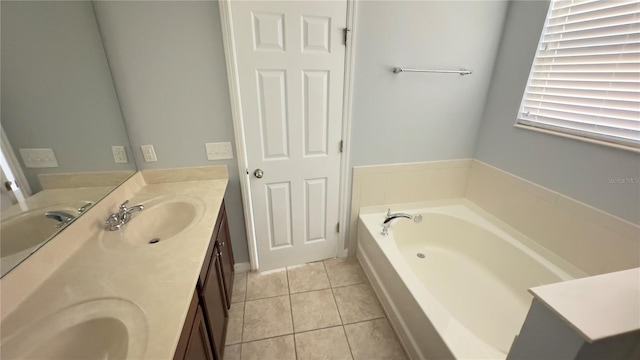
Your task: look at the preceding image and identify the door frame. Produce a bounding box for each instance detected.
[1,126,32,197]
[219,0,358,270]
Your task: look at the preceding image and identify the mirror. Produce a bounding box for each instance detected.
[0,1,136,277]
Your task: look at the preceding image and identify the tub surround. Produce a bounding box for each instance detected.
[349,159,639,275]
[349,159,472,255]
[466,160,640,275]
[0,166,229,359]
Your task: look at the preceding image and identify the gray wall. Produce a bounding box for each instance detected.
[93,1,248,262]
[473,0,640,224]
[1,1,134,193]
[349,0,508,167]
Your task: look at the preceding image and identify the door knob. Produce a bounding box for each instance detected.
[254,169,264,178]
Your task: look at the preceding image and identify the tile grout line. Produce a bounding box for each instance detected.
[286,267,298,360]
[240,273,248,355]
[323,261,345,325]
[324,260,355,360]
[238,261,384,359]
[341,325,356,360]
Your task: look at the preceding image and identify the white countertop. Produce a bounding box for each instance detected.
[529,267,640,342]
[0,167,228,359]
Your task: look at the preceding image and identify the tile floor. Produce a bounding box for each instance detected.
[224,257,408,360]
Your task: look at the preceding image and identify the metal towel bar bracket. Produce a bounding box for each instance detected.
[393,67,473,76]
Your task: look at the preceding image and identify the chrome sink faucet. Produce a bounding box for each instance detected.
[45,211,76,228]
[105,200,144,231]
[381,209,412,236]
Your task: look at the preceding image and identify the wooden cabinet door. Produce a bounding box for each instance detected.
[174,292,214,360]
[201,243,228,360]
[216,208,235,308]
[184,306,215,360]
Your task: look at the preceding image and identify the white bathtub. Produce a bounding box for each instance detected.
[356,199,586,359]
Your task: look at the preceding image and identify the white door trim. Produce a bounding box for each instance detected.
[219,0,358,269]
[219,0,259,270]
[337,0,358,257]
[1,126,32,196]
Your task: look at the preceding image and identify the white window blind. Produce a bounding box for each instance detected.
[518,0,640,149]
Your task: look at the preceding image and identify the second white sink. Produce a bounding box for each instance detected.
[0,298,148,360]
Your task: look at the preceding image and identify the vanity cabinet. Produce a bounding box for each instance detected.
[216,208,234,308]
[174,291,215,360]
[175,201,235,360]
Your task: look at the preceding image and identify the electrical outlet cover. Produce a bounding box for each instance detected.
[111,146,128,164]
[19,148,59,168]
[205,142,233,160]
[140,145,158,162]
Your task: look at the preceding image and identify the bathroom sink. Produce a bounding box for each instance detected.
[0,298,148,360]
[102,197,205,246]
[0,202,86,257]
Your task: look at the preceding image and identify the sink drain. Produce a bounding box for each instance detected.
[148,238,160,244]
[417,253,425,259]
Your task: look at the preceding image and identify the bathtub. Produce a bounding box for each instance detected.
[356,199,586,359]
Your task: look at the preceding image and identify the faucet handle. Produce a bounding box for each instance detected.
[78,202,93,214]
[386,208,391,218]
[119,200,130,210]
[105,213,119,226]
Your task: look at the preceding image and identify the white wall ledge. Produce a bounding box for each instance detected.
[529,267,640,342]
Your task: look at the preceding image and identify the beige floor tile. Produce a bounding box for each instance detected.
[223,344,241,360]
[241,335,296,360]
[287,262,331,293]
[295,326,353,360]
[291,289,342,332]
[344,319,406,360]
[324,257,366,288]
[231,272,247,303]
[225,303,244,345]
[246,269,289,300]
[243,295,293,342]
[333,283,384,324]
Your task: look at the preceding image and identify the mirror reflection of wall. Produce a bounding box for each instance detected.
[0,1,136,277]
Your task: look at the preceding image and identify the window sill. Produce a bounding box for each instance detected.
[513,123,640,154]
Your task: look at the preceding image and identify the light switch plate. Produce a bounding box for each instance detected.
[140,145,158,162]
[205,142,233,160]
[111,146,128,164]
[19,148,59,168]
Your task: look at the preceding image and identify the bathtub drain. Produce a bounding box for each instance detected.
[417,253,425,259]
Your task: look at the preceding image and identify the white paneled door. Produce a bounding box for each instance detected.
[230,1,347,271]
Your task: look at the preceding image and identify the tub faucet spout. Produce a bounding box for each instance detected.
[381,209,412,236]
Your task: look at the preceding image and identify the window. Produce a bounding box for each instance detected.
[517,0,640,150]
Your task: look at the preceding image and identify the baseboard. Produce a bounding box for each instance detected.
[234,262,250,273]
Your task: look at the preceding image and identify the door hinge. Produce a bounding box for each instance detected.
[339,140,344,153]
[343,28,350,46]
[336,223,340,233]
